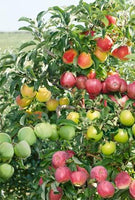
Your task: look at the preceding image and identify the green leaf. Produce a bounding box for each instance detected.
[19,26,33,32]
[19,41,36,51]
[72,156,83,165]
[36,11,47,22]
[18,16,33,23]
[126,54,135,60]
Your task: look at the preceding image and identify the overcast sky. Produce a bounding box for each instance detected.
[0,0,93,32]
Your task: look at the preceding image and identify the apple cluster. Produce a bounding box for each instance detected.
[46,151,135,199]
[60,71,135,102]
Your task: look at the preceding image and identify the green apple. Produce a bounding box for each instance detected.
[101,141,116,155]
[50,124,59,140]
[14,140,31,159]
[0,142,14,161]
[59,126,75,140]
[86,110,100,121]
[18,127,36,146]
[0,163,14,180]
[34,122,53,140]
[87,126,103,142]
[119,110,134,126]
[114,129,128,143]
[132,124,135,136]
[0,133,11,143]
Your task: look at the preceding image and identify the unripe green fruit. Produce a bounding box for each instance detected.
[0,133,11,143]
[14,141,31,159]
[59,126,75,140]
[18,127,36,146]
[0,163,14,180]
[114,129,128,143]
[0,142,14,161]
[50,124,59,140]
[34,123,53,140]
[119,110,134,126]
[132,124,135,136]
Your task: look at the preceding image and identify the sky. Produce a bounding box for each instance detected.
[0,0,92,32]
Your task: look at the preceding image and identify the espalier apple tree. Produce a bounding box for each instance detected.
[0,0,135,199]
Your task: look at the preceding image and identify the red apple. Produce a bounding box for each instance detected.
[97,36,113,52]
[87,69,96,79]
[108,95,118,104]
[106,15,116,26]
[85,79,102,95]
[127,82,135,99]
[119,79,127,93]
[129,180,135,199]
[105,75,121,92]
[77,165,89,179]
[70,171,87,186]
[115,171,131,189]
[102,81,109,94]
[90,166,108,182]
[55,166,71,183]
[112,45,130,60]
[97,181,115,198]
[49,187,63,200]
[65,150,75,159]
[62,49,77,64]
[52,151,67,169]
[60,72,76,88]
[76,75,87,89]
[38,177,43,186]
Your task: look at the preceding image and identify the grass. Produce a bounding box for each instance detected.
[0,32,33,53]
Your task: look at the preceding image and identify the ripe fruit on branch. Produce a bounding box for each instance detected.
[127,82,135,99]
[105,75,121,92]
[87,69,96,79]
[60,72,76,88]
[86,110,100,121]
[49,187,63,200]
[0,133,11,143]
[87,126,103,142]
[76,75,87,89]
[115,171,131,189]
[97,36,113,52]
[36,87,51,102]
[46,99,59,111]
[76,166,89,179]
[106,15,116,26]
[102,81,109,94]
[90,166,108,182]
[70,171,87,186]
[119,110,134,126]
[112,45,130,60]
[0,142,14,161]
[52,151,67,169]
[129,180,135,198]
[67,112,79,123]
[0,163,14,180]
[94,48,108,62]
[101,141,116,155]
[21,84,36,99]
[34,122,53,140]
[114,129,128,143]
[85,79,102,95]
[14,140,31,159]
[18,127,37,146]
[119,79,127,93]
[65,150,75,159]
[59,125,75,140]
[97,181,115,198]
[62,49,77,64]
[59,97,69,105]
[108,95,118,104]
[55,166,71,183]
[16,95,31,108]
[77,52,93,69]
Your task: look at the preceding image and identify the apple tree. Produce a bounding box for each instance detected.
[0,0,135,199]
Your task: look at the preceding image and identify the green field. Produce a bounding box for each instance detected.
[0,32,33,53]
